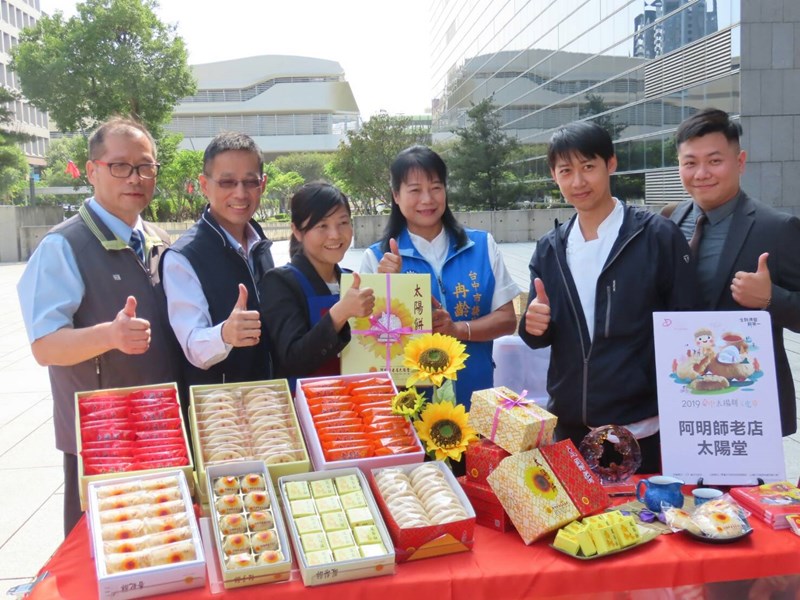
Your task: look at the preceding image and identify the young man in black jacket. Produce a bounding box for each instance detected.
[518,121,698,473]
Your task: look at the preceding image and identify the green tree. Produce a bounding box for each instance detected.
[329,114,430,214]
[264,164,303,217]
[271,153,331,184]
[446,98,522,211]
[152,147,204,221]
[11,0,196,134]
[579,93,627,141]
[0,145,31,204]
[40,135,90,188]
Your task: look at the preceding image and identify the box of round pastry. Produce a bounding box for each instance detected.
[205,460,293,589]
[85,470,206,600]
[278,468,396,586]
[368,461,476,562]
[293,372,425,473]
[189,379,311,505]
[76,382,195,511]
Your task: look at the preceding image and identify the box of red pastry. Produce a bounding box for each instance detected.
[294,372,424,474]
[466,438,509,485]
[369,461,476,562]
[75,382,194,511]
[456,476,514,532]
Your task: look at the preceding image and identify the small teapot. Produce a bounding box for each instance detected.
[636,476,685,513]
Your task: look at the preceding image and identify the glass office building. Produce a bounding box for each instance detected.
[430,0,798,213]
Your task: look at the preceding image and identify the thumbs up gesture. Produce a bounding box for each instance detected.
[330,273,375,331]
[731,252,773,309]
[377,237,402,274]
[222,283,262,347]
[525,278,551,336]
[112,295,151,354]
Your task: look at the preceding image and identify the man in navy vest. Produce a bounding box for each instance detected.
[162,132,274,392]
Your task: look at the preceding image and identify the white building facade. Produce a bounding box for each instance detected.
[1,0,49,167]
[166,55,361,158]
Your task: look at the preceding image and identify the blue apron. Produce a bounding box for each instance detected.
[286,265,341,391]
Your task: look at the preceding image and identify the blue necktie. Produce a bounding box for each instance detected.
[129,230,145,262]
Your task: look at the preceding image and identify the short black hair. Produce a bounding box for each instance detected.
[289,181,351,257]
[547,121,615,171]
[88,116,157,160]
[675,108,742,147]
[203,131,263,175]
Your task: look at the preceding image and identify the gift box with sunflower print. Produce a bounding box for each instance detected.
[468,386,557,454]
[340,273,432,386]
[486,440,610,544]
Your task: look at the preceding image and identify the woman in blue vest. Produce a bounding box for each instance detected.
[259,182,375,384]
[361,146,518,410]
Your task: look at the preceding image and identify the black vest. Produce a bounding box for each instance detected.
[166,207,274,387]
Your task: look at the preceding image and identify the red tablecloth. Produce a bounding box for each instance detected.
[28,512,800,600]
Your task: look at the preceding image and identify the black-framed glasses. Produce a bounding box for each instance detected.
[206,176,264,190]
[93,160,160,179]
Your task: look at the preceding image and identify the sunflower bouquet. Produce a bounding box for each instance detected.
[390,333,478,463]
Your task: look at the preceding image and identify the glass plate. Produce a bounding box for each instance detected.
[682,528,753,544]
[550,527,660,560]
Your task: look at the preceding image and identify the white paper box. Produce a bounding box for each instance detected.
[205,460,292,588]
[86,470,206,600]
[294,372,425,473]
[279,468,396,586]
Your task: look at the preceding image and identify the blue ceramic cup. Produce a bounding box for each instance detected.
[692,487,723,507]
[636,476,685,512]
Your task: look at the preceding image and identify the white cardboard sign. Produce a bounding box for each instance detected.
[653,311,785,485]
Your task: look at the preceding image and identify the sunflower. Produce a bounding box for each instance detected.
[391,387,426,419]
[413,400,477,462]
[524,465,559,500]
[403,333,469,387]
[353,298,415,360]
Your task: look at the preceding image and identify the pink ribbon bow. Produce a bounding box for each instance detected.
[490,388,548,448]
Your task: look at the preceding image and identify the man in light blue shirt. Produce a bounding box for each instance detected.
[17,117,179,537]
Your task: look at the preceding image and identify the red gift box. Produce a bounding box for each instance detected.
[466,438,510,486]
[369,462,476,562]
[457,476,515,533]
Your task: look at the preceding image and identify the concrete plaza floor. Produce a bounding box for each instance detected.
[1,240,798,594]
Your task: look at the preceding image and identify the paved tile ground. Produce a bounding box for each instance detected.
[2,240,798,594]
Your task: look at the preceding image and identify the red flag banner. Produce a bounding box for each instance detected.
[65,160,80,179]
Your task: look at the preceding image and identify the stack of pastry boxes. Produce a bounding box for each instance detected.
[486,439,611,544]
[458,439,514,532]
[370,461,476,562]
[294,373,424,472]
[75,383,194,510]
[205,460,292,589]
[85,470,205,600]
[190,380,310,505]
[279,468,396,586]
[462,383,561,534]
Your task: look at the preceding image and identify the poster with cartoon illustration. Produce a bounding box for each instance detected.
[340,273,432,386]
[653,311,785,485]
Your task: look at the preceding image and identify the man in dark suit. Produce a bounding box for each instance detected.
[670,108,800,436]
